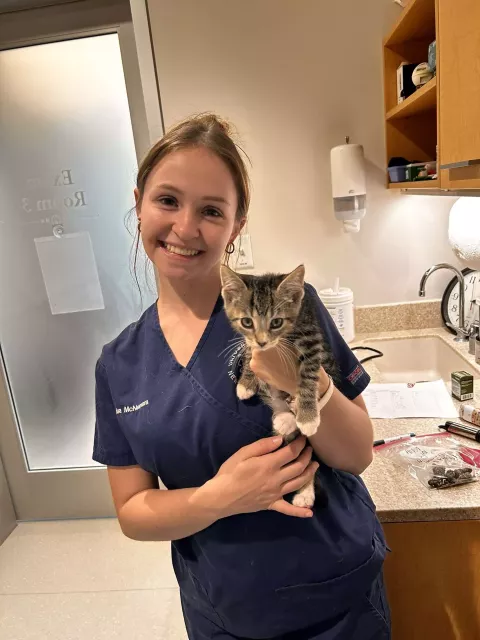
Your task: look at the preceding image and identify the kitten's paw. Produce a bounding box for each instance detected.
[273,412,298,437]
[296,419,320,437]
[237,384,255,400]
[292,484,316,509]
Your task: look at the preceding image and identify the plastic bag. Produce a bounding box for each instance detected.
[375,433,480,490]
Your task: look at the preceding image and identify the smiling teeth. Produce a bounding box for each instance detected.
[164,243,199,256]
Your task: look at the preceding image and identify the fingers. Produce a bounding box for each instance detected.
[270,498,313,518]
[269,436,307,467]
[281,461,319,495]
[278,446,313,483]
[235,436,283,462]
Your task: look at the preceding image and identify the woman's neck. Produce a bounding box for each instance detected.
[157,270,221,319]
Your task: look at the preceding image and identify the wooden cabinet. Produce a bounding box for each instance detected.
[383,520,480,638]
[438,0,480,189]
[383,0,480,191]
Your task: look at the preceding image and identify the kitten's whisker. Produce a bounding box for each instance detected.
[218,339,245,359]
[277,340,297,375]
[218,340,246,357]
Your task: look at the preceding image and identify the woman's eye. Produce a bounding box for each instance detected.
[240,318,253,329]
[270,318,284,329]
[158,196,178,207]
[203,207,222,218]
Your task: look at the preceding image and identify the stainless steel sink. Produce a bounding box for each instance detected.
[361,336,477,383]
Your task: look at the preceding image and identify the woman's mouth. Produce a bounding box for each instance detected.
[159,241,202,258]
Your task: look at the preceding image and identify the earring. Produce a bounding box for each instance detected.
[137,220,141,232]
[225,242,235,255]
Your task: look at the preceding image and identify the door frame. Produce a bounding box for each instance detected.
[0,0,162,520]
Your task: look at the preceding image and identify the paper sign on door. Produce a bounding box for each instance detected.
[34,231,105,315]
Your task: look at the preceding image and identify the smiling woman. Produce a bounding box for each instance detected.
[93,113,389,640]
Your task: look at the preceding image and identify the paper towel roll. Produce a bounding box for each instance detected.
[448,197,480,268]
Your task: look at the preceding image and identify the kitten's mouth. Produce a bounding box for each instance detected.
[158,241,203,258]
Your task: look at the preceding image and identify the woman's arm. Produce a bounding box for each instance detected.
[307,368,373,475]
[250,351,373,476]
[108,466,220,542]
[109,436,318,541]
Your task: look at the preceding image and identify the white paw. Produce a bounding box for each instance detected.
[273,412,298,437]
[296,419,320,437]
[237,384,255,400]
[292,483,316,508]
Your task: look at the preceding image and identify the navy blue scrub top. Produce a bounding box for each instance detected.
[93,285,386,639]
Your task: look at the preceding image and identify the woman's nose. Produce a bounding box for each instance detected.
[172,207,200,240]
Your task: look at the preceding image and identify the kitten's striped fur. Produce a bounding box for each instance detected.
[220,265,338,508]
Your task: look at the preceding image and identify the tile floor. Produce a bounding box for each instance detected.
[0,519,188,639]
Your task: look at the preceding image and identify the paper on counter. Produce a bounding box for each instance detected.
[363,380,458,419]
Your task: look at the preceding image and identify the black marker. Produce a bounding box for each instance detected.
[439,422,480,443]
[373,433,416,447]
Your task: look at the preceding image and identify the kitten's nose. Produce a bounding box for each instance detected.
[256,340,267,348]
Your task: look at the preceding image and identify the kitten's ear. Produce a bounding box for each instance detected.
[220,265,247,303]
[277,265,305,305]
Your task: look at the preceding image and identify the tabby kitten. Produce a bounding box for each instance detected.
[220,264,337,508]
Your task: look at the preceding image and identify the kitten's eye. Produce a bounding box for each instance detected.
[240,318,253,329]
[270,318,284,329]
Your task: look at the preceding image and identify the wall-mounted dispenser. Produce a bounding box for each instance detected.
[330,137,366,233]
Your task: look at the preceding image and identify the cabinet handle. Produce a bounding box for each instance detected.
[440,159,480,170]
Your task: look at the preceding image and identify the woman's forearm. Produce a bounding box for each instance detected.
[308,389,373,475]
[118,482,224,542]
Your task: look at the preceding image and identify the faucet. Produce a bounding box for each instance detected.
[419,263,468,342]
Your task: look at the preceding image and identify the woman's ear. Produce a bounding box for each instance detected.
[134,188,141,219]
[228,217,247,245]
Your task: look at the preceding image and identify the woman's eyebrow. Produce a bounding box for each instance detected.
[155,183,230,205]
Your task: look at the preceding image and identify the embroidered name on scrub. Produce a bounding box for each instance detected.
[116,400,149,415]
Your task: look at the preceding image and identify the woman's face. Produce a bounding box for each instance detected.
[135,146,242,282]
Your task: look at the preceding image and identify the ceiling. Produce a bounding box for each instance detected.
[0,0,78,13]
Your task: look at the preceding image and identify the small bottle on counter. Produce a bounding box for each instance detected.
[476,335,480,366]
[459,404,480,427]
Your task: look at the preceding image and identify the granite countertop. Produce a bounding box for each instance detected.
[356,327,480,524]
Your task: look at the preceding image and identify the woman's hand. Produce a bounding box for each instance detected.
[197,436,318,519]
[250,345,298,396]
[250,346,330,396]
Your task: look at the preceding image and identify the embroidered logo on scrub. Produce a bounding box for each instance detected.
[116,400,149,415]
[227,344,244,383]
[347,365,365,385]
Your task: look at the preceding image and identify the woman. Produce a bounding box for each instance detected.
[93,114,390,639]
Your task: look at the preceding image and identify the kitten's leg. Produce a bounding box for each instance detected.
[295,355,322,437]
[292,477,316,508]
[236,347,258,400]
[269,388,298,443]
[268,387,315,508]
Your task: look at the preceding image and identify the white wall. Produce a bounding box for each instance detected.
[147,0,463,305]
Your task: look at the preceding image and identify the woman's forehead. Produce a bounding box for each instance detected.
[148,147,237,202]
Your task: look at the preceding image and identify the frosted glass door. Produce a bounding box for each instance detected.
[0,34,154,470]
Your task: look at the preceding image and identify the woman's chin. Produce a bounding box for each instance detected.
[154,253,220,281]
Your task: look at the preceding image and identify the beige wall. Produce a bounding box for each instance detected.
[0,452,16,544]
[147,0,463,305]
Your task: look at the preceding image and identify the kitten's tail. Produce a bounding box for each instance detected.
[314,473,329,509]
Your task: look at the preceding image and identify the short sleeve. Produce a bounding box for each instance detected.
[92,358,138,466]
[306,284,370,400]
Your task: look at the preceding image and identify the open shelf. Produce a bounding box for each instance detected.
[388,178,439,189]
[386,77,436,121]
[384,0,436,47]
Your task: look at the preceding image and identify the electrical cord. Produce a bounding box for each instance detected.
[351,346,384,365]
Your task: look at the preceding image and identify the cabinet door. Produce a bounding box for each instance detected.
[438,0,480,188]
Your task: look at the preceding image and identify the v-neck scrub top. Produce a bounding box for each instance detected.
[93,285,388,639]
